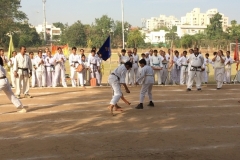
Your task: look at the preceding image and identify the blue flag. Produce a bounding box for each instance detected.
[98,36,111,61]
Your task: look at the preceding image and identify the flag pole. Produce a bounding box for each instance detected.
[121,0,125,49]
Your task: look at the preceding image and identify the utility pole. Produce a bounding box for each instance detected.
[42,0,47,44]
[121,0,125,49]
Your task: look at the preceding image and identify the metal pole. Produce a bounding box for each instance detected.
[43,0,47,43]
[121,0,125,49]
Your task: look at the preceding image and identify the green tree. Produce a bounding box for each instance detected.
[226,20,240,41]
[206,13,223,39]
[127,29,145,48]
[0,0,28,47]
[60,21,86,47]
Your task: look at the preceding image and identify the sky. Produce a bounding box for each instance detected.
[20,0,240,27]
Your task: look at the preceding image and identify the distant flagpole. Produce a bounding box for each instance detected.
[121,0,125,49]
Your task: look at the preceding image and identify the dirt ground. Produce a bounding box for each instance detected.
[1,84,240,160]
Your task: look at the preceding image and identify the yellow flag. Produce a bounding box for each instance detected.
[7,35,15,59]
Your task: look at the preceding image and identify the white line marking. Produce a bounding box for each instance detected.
[1,125,240,140]
[8,143,240,160]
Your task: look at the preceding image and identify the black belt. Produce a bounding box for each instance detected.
[18,68,28,71]
[0,76,6,79]
[120,62,125,64]
[111,73,120,80]
[72,61,78,64]
[191,66,201,68]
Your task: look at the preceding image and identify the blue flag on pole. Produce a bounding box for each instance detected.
[98,36,111,61]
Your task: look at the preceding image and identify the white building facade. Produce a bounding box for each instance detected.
[35,23,61,41]
[145,15,181,31]
[181,8,229,29]
[141,30,169,45]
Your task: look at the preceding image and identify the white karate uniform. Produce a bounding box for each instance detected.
[108,65,127,105]
[78,61,87,87]
[131,54,139,83]
[35,56,46,87]
[202,58,212,83]
[97,57,103,85]
[150,55,163,85]
[178,56,188,85]
[161,56,169,84]
[13,53,32,96]
[172,56,181,84]
[187,54,204,89]
[125,56,134,85]
[52,52,67,87]
[224,56,233,83]
[136,65,154,103]
[119,55,130,66]
[45,56,55,87]
[145,57,150,66]
[87,55,100,85]
[0,65,23,108]
[214,56,226,88]
[69,53,80,87]
[31,58,37,87]
[7,57,16,88]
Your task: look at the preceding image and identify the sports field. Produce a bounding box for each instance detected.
[1,84,240,159]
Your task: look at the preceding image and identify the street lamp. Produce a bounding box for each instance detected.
[121,0,125,49]
[42,0,47,44]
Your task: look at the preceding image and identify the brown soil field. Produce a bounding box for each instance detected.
[1,84,240,160]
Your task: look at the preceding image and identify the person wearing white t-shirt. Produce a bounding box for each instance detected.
[224,51,233,84]
[150,50,163,85]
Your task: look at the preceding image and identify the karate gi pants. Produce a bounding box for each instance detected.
[215,68,225,88]
[172,68,180,84]
[108,75,122,105]
[15,71,30,96]
[202,70,209,83]
[53,64,67,87]
[0,78,23,108]
[70,67,77,87]
[140,83,153,103]
[187,70,202,89]
[10,69,16,88]
[180,66,188,85]
[161,68,168,84]
[224,69,231,83]
[126,69,134,85]
[154,70,161,85]
[78,70,86,86]
[130,64,138,83]
[31,70,37,87]
[36,71,46,87]
[46,71,54,87]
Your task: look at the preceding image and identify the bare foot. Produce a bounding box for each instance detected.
[108,105,114,116]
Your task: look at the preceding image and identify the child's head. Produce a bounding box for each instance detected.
[121,49,126,56]
[139,59,146,68]
[153,50,158,56]
[205,53,209,58]
[141,53,146,59]
[91,50,96,56]
[81,54,85,61]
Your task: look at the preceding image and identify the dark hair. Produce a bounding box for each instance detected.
[80,49,84,52]
[81,54,85,58]
[92,47,96,51]
[91,50,96,53]
[0,57,3,66]
[20,46,26,50]
[0,49,4,52]
[29,52,34,55]
[226,51,230,54]
[57,47,62,50]
[72,47,77,50]
[139,59,146,65]
[38,50,42,54]
[153,50,158,53]
[213,52,217,55]
[183,51,187,54]
[141,53,145,56]
[121,49,126,53]
[205,53,209,56]
[125,61,132,68]
[12,51,17,54]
